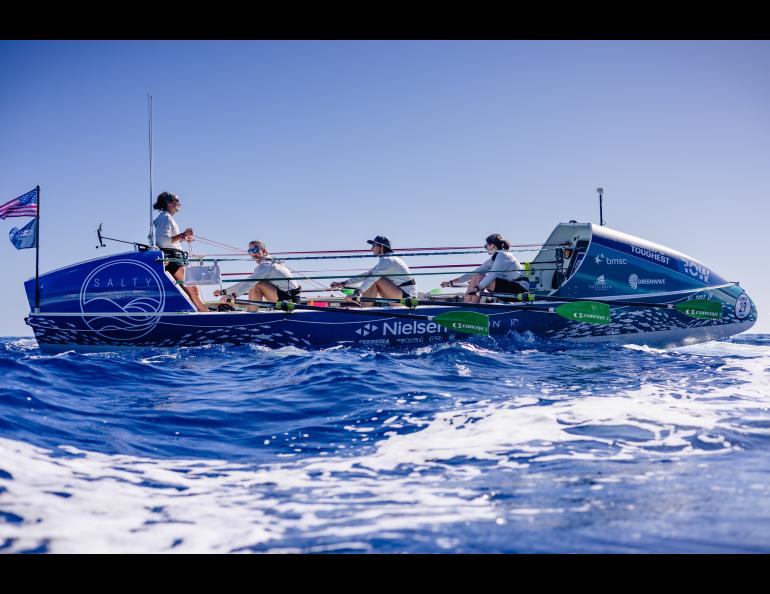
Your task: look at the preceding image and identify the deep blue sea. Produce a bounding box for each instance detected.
[1,333,770,553]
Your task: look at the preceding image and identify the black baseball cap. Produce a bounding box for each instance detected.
[367,236,392,250]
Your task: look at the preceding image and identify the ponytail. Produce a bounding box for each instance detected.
[485,234,510,251]
[153,192,178,211]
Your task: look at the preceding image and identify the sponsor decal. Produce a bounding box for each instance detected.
[628,274,667,290]
[734,294,751,320]
[358,338,390,345]
[382,320,446,336]
[679,298,722,320]
[589,274,610,291]
[594,253,628,266]
[79,260,165,341]
[630,244,671,265]
[681,259,711,283]
[355,323,379,337]
[555,301,611,325]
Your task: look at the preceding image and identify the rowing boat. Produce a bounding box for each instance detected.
[23,222,757,353]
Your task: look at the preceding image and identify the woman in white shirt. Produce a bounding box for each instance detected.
[441,234,529,303]
[214,240,300,311]
[330,236,416,307]
[153,192,208,312]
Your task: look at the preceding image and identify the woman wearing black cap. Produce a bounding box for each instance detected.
[152,191,208,312]
[441,234,529,303]
[330,236,416,306]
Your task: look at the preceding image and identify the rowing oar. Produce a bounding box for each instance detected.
[319,296,614,325]
[232,299,491,336]
[478,291,726,320]
[346,291,725,324]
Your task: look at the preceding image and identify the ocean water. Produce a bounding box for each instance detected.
[1,333,770,554]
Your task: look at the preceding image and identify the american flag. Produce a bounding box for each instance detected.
[0,188,39,220]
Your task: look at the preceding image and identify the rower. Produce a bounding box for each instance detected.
[330,236,416,307]
[441,234,529,303]
[153,191,208,312]
[214,240,300,311]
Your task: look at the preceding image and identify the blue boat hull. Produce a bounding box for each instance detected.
[27,291,756,354]
[23,225,758,353]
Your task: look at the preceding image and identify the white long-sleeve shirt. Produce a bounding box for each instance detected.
[227,258,299,297]
[153,211,181,249]
[458,250,528,290]
[341,255,416,297]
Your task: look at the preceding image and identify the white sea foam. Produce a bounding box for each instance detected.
[0,435,496,553]
[3,338,38,351]
[2,341,769,553]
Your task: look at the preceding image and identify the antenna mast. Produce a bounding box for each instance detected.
[148,94,154,246]
[597,187,605,226]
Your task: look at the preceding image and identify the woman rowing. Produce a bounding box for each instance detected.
[441,234,529,303]
[330,236,416,306]
[153,191,208,312]
[214,240,300,311]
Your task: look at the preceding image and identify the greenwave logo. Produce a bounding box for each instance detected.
[628,274,666,290]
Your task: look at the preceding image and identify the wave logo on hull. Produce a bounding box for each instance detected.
[79,260,165,341]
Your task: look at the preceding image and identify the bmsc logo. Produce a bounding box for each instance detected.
[79,260,165,340]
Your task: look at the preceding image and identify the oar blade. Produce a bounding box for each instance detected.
[675,299,723,320]
[434,311,490,336]
[555,301,611,325]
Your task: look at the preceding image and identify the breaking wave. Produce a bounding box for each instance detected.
[1,334,769,553]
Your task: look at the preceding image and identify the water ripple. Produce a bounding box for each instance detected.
[1,334,769,552]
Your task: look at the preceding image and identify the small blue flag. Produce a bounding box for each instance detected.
[9,218,38,250]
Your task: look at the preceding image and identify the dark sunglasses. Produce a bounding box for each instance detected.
[248,246,262,254]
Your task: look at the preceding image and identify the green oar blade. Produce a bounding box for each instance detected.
[555,301,611,325]
[675,299,723,320]
[433,311,490,336]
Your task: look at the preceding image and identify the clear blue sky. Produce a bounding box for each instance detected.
[1,40,768,336]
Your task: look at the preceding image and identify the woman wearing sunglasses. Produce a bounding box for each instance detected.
[153,191,208,312]
[441,234,529,303]
[214,241,300,311]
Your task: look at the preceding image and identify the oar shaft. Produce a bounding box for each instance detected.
[338,296,574,314]
[231,299,492,336]
[481,285,736,310]
[233,299,438,322]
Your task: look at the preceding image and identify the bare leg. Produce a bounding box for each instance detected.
[174,267,208,312]
[246,285,262,312]
[361,278,405,307]
[256,282,280,303]
[246,282,280,312]
[360,285,379,308]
